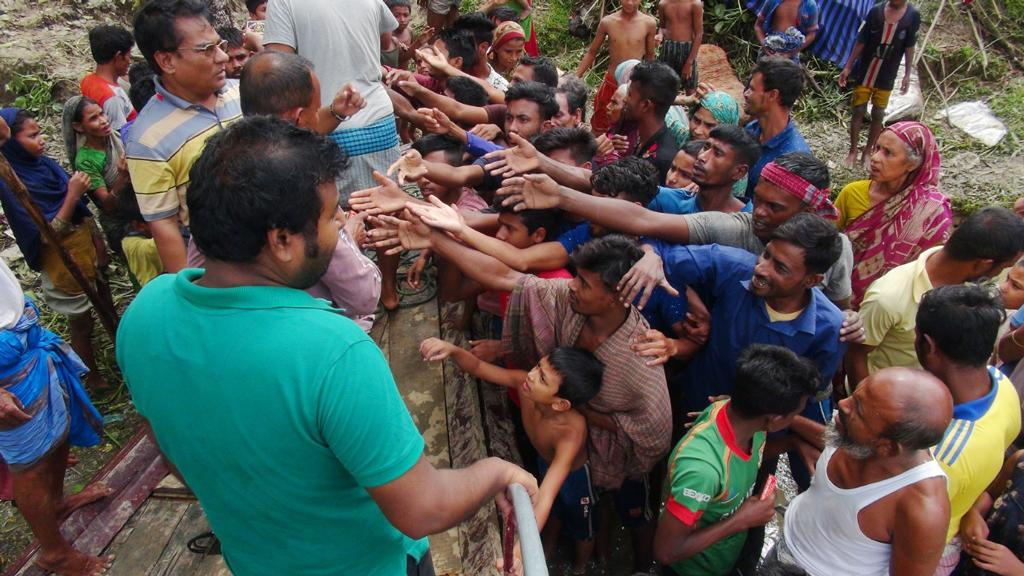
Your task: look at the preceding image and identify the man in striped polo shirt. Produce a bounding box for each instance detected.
[127,0,242,272]
[654,345,819,576]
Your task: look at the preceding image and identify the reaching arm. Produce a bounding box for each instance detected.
[398,80,491,125]
[431,229,525,293]
[576,20,608,77]
[685,4,704,80]
[844,343,874,392]
[533,437,583,530]
[497,174,692,242]
[483,132,593,191]
[997,324,1024,363]
[645,19,657,60]
[462,228,570,273]
[421,337,527,387]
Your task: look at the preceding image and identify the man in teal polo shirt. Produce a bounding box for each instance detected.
[116,116,536,576]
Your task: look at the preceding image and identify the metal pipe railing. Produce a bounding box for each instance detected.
[506,483,548,576]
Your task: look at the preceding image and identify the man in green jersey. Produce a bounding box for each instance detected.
[654,344,819,575]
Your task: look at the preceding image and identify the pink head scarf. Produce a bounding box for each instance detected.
[885,121,941,195]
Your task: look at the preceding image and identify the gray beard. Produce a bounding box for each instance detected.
[824,420,874,460]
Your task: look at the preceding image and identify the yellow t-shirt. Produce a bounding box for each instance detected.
[834,180,872,230]
[766,305,805,322]
[933,368,1022,542]
[122,235,163,287]
[860,246,941,373]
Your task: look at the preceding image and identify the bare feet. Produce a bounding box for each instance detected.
[861,152,872,172]
[843,149,858,168]
[36,549,114,576]
[58,482,113,520]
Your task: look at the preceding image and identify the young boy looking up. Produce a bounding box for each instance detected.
[657,0,703,92]
[81,24,136,133]
[654,344,819,576]
[577,0,657,135]
[419,342,604,573]
[839,0,919,169]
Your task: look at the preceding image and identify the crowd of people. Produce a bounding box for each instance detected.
[1,0,1023,575]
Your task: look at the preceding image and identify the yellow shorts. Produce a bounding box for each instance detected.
[852,85,892,109]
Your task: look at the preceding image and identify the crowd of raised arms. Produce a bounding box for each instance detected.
[0,0,1023,575]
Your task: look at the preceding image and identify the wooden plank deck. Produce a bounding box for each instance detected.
[4,295,519,576]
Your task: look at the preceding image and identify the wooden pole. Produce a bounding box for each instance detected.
[0,153,119,342]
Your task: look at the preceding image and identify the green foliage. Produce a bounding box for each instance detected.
[5,72,61,117]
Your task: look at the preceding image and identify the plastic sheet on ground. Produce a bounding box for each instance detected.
[939,101,1009,147]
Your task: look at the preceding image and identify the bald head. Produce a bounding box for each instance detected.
[239,51,318,119]
[862,367,952,450]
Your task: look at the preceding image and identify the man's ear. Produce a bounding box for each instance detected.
[265,228,298,264]
[541,119,555,132]
[286,107,308,128]
[530,226,548,245]
[730,163,750,183]
[971,258,996,277]
[801,273,824,290]
[154,50,176,76]
[451,56,464,71]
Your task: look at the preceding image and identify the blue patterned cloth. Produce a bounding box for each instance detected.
[0,298,102,468]
[328,116,400,158]
[748,0,874,67]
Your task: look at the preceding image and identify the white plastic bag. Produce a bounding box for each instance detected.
[940,101,1008,147]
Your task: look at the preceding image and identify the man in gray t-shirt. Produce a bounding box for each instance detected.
[264,0,401,191]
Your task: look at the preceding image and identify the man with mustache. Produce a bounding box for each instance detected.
[761,367,953,576]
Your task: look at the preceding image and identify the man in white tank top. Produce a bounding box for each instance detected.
[760,367,953,575]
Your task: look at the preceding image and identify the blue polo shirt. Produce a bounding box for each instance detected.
[654,242,846,418]
[745,118,810,197]
[649,187,754,215]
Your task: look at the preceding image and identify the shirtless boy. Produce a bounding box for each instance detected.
[657,0,703,92]
[577,0,657,135]
[754,0,819,61]
[382,0,433,69]
[420,339,604,574]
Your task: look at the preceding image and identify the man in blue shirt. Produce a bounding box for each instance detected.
[743,57,810,197]
[655,212,846,490]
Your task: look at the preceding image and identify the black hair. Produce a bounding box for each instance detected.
[118,185,146,223]
[557,75,589,123]
[770,212,843,274]
[591,156,659,205]
[730,345,819,419]
[88,24,135,64]
[568,234,644,291]
[492,196,562,237]
[945,207,1024,264]
[682,139,705,157]
[773,151,830,190]
[486,6,520,23]
[129,71,157,111]
[447,76,489,107]
[217,25,245,49]
[547,347,604,406]
[10,109,34,136]
[505,81,559,121]
[128,60,154,86]
[520,55,559,88]
[917,284,1006,366]
[411,134,465,166]
[133,0,212,75]
[629,61,680,117]
[709,124,761,169]
[187,116,348,262]
[752,57,805,108]
[245,0,267,13]
[438,28,478,72]
[453,12,495,47]
[385,0,411,8]
[69,97,100,124]
[533,127,597,166]
[239,52,315,117]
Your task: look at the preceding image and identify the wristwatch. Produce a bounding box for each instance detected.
[330,105,349,123]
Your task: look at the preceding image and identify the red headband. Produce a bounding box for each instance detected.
[761,161,838,220]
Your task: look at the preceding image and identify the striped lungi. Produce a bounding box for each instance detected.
[328,116,402,204]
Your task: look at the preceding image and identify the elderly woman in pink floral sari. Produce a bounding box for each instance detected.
[834,121,952,307]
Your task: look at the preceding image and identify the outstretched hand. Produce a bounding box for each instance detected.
[839,309,866,343]
[366,210,433,254]
[616,248,678,309]
[386,150,428,185]
[417,107,456,136]
[420,337,457,362]
[349,171,411,215]
[407,195,466,235]
[415,46,454,77]
[495,173,561,212]
[484,133,541,178]
[330,83,366,119]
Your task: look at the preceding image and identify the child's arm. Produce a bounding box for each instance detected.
[420,337,527,388]
[533,433,586,530]
[684,2,703,82]
[645,17,658,60]
[576,18,609,77]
